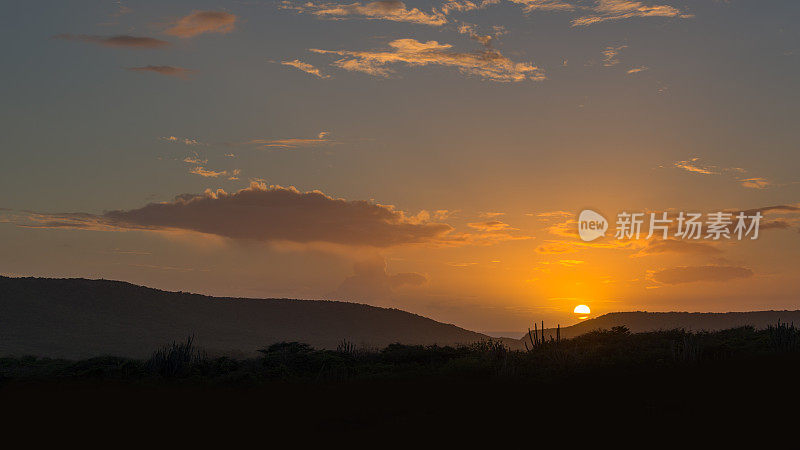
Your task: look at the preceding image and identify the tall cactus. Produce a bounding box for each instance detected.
[524,321,561,351]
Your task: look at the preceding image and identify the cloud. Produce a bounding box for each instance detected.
[557,259,584,267]
[281,60,330,78]
[535,241,576,254]
[508,0,575,13]
[467,220,518,231]
[739,177,772,190]
[673,157,719,175]
[634,239,722,257]
[11,182,454,247]
[531,210,572,219]
[650,265,753,285]
[182,154,207,164]
[162,136,203,146]
[627,65,648,74]
[189,166,228,178]
[282,1,447,26]
[126,65,195,79]
[458,23,506,47]
[670,157,780,190]
[601,45,626,66]
[53,34,169,48]
[572,0,693,27]
[311,38,545,82]
[164,10,237,38]
[329,257,428,301]
[440,0,500,15]
[242,131,334,148]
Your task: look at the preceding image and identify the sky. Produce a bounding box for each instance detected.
[1,0,799,335]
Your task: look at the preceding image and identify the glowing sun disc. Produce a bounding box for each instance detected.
[573,304,591,315]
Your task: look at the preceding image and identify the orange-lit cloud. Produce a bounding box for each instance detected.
[458,23,506,48]
[670,158,782,190]
[673,157,718,175]
[572,0,693,27]
[281,60,331,78]
[532,210,572,219]
[508,0,574,13]
[127,65,195,79]
[283,1,447,26]
[189,166,228,178]
[311,38,545,82]
[182,154,207,164]
[440,0,500,14]
[739,177,772,190]
[650,265,753,285]
[535,241,576,254]
[627,65,648,74]
[161,136,203,146]
[53,34,169,48]
[243,131,334,148]
[634,239,722,257]
[467,220,518,231]
[602,45,626,66]
[164,11,237,38]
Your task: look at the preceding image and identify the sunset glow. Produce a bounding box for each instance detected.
[1,0,799,335]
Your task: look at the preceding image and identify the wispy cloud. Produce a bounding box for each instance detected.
[649,265,753,285]
[53,34,169,49]
[160,136,203,146]
[243,131,335,149]
[627,65,648,74]
[467,220,518,231]
[572,0,693,27]
[282,1,447,26]
[127,65,195,79]
[670,157,778,190]
[189,166,228,178]
[457,23,506,47]
[602,45,626,66]
[281,60,330,78]
[440,0,500,15]
[311,38,545,82]
[182,153,207,164]
[507,0,574,13]
[673,157,718,175]
[634,239,722,257]
[738,177,772,190]
[164,10,237,38]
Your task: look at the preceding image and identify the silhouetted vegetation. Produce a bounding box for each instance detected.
[3,323,800,387]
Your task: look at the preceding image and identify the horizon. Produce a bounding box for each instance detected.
[1,0,799,333]
[4,273,800,339]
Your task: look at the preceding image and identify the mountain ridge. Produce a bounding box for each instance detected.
[0,276,493,359]
[521,310,800,344]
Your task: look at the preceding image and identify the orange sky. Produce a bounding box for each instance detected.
[1,0,798,334]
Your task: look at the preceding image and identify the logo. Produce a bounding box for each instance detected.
[578,209,608,242]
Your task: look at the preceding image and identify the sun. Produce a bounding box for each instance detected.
[573,304,591,315]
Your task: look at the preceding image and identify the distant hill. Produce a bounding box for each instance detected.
[0,276,490,359]
[521,310,800,344]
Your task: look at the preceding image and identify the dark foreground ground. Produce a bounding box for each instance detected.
[3,325,800,435]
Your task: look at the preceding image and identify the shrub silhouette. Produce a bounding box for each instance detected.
[146,336,203,378]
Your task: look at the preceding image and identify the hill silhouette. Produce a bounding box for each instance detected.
[522,310,800,344]
[0,276,489,359]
